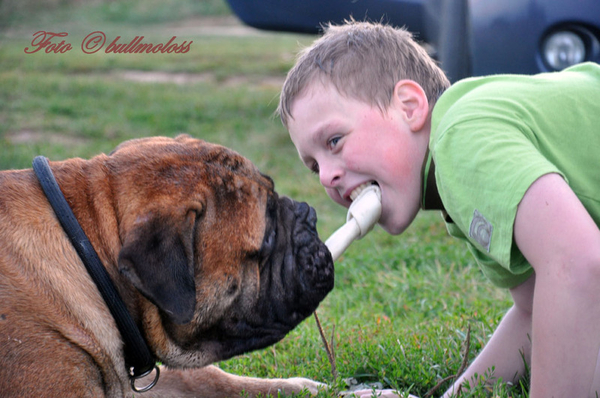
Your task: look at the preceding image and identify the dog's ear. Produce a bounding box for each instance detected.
[118,208,201,324]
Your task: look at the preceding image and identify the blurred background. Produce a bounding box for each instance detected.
[225,0,600,82]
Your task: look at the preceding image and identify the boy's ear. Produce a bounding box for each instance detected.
[391,80,430,131]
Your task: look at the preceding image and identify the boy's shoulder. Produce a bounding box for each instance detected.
[443,61,599,98]
[431,62,600,135]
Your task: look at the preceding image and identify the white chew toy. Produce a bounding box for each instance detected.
[324,185,382,261]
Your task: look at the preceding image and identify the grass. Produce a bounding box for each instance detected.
[0,1,526,396]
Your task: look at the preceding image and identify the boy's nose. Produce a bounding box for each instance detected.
[319,163,342,189]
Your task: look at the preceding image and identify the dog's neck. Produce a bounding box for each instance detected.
[48,158,119,256]
[33,156,158,390]
[47,157,150,319]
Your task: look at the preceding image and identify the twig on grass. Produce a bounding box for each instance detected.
[424,324,471,398]
[314,311,338,381]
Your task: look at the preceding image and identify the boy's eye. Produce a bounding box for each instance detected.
[328,136,340,148]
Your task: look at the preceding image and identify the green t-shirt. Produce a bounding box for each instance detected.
[427,62,600,288]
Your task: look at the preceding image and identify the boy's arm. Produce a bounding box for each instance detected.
[511,172,600,396]
[441,276,534,397]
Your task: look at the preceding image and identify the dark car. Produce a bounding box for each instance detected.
[225,0,600,81]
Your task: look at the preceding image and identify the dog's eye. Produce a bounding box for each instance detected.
[259,227,276,257]
[258,195,278,258]
[262,228,276,251]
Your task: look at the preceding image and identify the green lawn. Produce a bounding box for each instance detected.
[0,1,526,396]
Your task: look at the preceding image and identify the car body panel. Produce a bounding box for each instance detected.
[225,0,600,79]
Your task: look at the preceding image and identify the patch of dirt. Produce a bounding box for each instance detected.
[5,130,89,146]
[117,70,212,85]
[163,16,272,37]
[116,70,285,88]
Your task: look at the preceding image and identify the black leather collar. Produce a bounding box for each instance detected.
[32,156,159,392]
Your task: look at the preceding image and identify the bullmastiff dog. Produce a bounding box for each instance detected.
[0,135,334,397]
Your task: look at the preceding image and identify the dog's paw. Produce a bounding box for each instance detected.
[279,377,327,395]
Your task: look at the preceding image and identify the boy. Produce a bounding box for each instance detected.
[277,20,600,397]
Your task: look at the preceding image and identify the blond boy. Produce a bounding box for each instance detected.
[278,20,600,397]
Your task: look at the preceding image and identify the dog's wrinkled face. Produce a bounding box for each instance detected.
[109,136,334,366]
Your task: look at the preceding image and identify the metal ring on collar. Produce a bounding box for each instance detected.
[130,365,160,393]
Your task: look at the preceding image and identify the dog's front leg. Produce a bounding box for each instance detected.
[135,364,325,397]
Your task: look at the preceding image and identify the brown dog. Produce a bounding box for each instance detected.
[0,135,334,397]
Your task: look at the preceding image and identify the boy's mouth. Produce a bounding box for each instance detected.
[349,181,379,202]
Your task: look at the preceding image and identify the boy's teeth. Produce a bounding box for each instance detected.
[350,182,377,201]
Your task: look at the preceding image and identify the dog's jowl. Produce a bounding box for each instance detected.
[0,135,334,397]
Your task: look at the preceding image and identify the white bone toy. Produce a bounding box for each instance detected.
[325,184,382,261]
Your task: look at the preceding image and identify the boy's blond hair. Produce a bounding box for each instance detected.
[278,20,450,128]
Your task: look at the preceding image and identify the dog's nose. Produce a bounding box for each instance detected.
[293,201,317,229]
[293,201,309,217]
[291,203,321,248]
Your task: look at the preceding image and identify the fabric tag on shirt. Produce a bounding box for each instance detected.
[469,209,493,252]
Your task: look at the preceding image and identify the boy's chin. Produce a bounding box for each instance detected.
[379,220,408,236]
[382,226,406,236]
[379,213,417,235]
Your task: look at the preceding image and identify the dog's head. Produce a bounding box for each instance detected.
[108,135,334,366]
